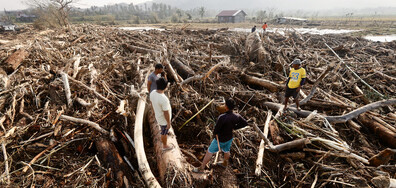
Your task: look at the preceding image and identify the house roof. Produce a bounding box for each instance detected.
[217,10,246,17]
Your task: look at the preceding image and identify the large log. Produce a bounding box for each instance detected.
[241,73,282,92]
[147,106,192,187]
[245,32,270,63]
[326,99,396,124]
[255,110,272,176]
[3,49,29,74]
[134,72,161,188]
[171,58,195,79]
[95,137,133,187]
[264,99,396,124]
[358,114,396,148]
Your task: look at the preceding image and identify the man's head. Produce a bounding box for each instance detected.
[292,59,301,69]
[225,98,236,111]
[156,78,168,91]
[154,63,164,74]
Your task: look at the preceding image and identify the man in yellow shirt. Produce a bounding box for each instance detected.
[283,59,306,111]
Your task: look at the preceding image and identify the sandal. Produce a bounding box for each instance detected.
[162,147,173,151]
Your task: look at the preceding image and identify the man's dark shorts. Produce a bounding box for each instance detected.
[285,87,299,98]
[160,125,169,135]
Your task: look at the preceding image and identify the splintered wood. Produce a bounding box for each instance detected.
[0,24,395,187]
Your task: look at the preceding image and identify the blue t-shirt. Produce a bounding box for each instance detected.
[148,72,160,92]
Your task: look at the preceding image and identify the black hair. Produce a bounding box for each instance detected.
[155,64,164,70]
[156,78,168,90]
[225,98,235,110]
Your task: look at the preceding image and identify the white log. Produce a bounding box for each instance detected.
[134,72,161,188]
[255,110,272,176]
[66,74,115,106]
[60,115,109,135]
[60,72,72,108]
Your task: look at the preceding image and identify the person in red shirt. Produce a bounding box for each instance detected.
[262,22,268,31]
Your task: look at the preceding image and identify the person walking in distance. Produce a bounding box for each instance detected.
[150,78,173,151]
[283,59,306,111]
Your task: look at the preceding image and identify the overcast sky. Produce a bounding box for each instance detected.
[2,0,396,11]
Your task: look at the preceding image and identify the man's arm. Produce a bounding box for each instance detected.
[147,80,152,93]
[234,115,248,130]
[163,110,171,129]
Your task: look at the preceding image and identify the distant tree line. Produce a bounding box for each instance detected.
[68,3,211,24]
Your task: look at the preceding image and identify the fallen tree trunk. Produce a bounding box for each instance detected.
[147,106,192,187]
[264,99,396,124]
[134,72,161,188]
[95,137,133,187]
[326,99,396,124]
[241,73,282,92]
[245,32,271,63]
[358,114,396,148]
[3,48,29,74]
[171,58,195,79]
[122,44,160,54]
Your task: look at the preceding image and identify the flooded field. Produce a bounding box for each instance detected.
[363,35,396,42]
[230,27,360,35]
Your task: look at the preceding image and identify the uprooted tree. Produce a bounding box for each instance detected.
[28,0,75,28]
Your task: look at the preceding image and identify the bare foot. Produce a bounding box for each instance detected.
[296,107,301,111]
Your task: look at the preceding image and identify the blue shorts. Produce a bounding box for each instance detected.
[160,125,169,135]
[208,138,233,153]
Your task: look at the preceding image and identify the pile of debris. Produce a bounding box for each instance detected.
[0,24,395,187]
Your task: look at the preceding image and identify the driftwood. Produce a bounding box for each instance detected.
[255,110,272,176]
[60,72,72,108]
[134,73,161,188]
[171,58,195,79]
[2,23,396,187]
[358,114,396,148]
[3,48,29,74]
[299,64,333,106]
[60,115,109,135]
[264,99,396,124]
[251,123,309,153]
[147,107,192,187]
[66,75,116,106]
[95,137,133,187]
[325,43,385,98]
[122,44,161,54]
[326,99,396,123]
[241,73,282,92]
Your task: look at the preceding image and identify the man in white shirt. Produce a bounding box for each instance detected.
[150,78,172,151]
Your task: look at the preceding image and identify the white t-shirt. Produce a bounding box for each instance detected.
[150,90,172,125]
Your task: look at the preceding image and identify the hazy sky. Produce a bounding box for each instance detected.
[2,0,396,11]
